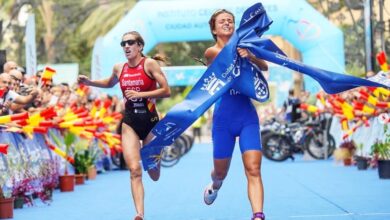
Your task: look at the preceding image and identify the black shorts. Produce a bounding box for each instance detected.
[122,108,159,140]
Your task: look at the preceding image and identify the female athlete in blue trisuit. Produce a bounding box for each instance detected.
[203,9,267,220]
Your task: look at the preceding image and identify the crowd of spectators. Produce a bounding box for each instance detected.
[1,60,124,123]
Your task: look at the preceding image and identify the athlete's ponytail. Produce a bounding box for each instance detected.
[151,53,170,65]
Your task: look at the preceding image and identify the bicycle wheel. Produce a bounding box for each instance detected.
[305,131,336,159]
[262,132,292,162]
[161,144,181,167]
[181,134,194,155]
[111,152,127,170]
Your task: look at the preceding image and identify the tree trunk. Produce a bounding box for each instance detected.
[39,1,55,63]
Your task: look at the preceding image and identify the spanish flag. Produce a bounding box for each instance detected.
[147,99,155,112]
[376,51,388,72]
[0,88,5,98]
[76,84,89,97]
[0,144,8,155]
[0,112,29,124]
[41,66,56,82]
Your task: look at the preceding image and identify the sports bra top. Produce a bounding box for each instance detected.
[119,58,157,113]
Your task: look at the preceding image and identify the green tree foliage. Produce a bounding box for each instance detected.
[148,41,213,66]
[2,0,386,80]
[1,0,135,74]
[308,0,389,75]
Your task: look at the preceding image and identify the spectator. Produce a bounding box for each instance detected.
[0,73,38,115]
[281,88,302,123]
[3,61,18,73]
[192,115,206,143]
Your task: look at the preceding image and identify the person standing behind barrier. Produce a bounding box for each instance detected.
[202,9,267,220]
[78,31,171,220]
[0,73,38,115]
[2,61,18,73]
[192,114,206,143]
[281,88,301,123]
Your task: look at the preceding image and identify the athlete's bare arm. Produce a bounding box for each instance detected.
[78,63,121,88]
[204,46,223,66]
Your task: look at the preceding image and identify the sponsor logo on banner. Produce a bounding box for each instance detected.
[201,73,226,95]
[221,57,240,79]
[152,122,183,142]
[254,73,269,100]
[230,89,241,96]
[242,6,264,25]
[155,122,177,135]
[232,64,241,77]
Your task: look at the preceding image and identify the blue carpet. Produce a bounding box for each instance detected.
[13,143,390,220]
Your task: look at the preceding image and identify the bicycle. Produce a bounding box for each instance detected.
[262,117,335,162]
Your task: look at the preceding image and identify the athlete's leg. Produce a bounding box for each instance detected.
[242,150,264,215]
[204,126,235,205]
[240,123,264,218]
[143,132,161,181]
[121,123,144,217]
[212,157,231,187]
[211,125,236,189]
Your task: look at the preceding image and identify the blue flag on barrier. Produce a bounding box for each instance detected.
[140,2,389,170]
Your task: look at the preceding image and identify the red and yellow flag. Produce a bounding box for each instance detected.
[0,144,9,155]
[41,66,56,82]
[0,88,5,98]
[376,51,388,72]
[0,112,29,124]
[76,84,89,97]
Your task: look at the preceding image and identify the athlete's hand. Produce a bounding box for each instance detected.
[237,47,268,71]
[78,75,90,85]
[237,47,255,60]
[125,90,141,99]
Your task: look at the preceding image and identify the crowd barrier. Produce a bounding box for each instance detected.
[1,129,67,174]
[0,117,387,191]
[0,129,109,200]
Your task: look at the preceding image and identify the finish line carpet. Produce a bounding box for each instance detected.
[13,143,390,220]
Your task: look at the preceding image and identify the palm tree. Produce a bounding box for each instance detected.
[37,0,136,64]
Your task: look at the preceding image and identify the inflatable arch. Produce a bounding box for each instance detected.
[91,0,344,98]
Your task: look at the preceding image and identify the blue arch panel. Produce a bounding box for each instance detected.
[92,0,344,96]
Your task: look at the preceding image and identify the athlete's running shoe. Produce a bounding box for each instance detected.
[203,183,219,205]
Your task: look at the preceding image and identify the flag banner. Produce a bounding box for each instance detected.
[0,88,5,98]
[0,144,8,155]
[140,2,389,170]
[40,66,56,83]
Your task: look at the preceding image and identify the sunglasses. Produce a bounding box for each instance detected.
[120,39,137,47]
